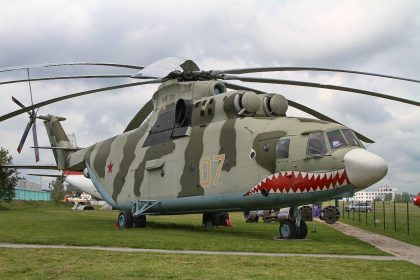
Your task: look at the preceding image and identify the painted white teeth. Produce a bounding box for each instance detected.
[301,172,307,178]
[267,174,273,180]
[293,171,300,177]
[329,183,334,189]
[338,169,344,177]
[325,172,332,180]
[308,173,314,180]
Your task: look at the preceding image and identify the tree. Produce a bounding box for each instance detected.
[0,148,19,202]
[50,179,65,205]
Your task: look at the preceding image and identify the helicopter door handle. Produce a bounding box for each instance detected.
[146,159,165,170]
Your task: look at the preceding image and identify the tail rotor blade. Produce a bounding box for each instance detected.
[17,122,33,153]
[12,96,27,109]
[32,122,40,162]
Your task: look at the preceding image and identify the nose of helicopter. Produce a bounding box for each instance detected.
[344,149,388,189]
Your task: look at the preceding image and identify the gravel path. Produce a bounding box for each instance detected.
[0,242,399,262]
[326,221,420,266]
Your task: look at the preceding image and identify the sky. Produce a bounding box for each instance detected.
[0,0,419,194]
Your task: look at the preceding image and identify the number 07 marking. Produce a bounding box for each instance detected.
[199,154,225,188]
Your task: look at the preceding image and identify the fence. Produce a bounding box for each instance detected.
[339,201,419,239]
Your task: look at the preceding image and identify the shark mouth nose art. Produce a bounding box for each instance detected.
[244,169,350,196]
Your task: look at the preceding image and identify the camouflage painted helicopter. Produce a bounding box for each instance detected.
[1,57,419,239]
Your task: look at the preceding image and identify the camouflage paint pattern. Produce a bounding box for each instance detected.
[44,80,373,212]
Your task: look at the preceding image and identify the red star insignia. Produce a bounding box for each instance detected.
[107,161,114,174]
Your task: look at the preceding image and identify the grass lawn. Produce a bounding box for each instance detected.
[0,201,386,256]
[337,202,420,246]
[0,248,419,280]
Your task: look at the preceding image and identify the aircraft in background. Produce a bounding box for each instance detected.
[29,170,102,200]
[414,193,420,207]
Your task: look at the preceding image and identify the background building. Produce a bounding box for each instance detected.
[14,180,51,201]
[349,185,397,202]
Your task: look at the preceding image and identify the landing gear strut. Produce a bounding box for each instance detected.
[278,206,308,239]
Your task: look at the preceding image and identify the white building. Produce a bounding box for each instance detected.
[350,185,397,202]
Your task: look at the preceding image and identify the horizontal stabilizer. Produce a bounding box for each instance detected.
[27,173,62,178]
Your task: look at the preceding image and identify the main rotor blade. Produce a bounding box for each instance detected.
[0,62,144,73]
[17,121,33,153]
[12,96,31,116]
[0,165,58,170]
[219,67,420,84]
[124,99,154,132]
[223,75,420,107]
[32,122,40,162]
[0,74,132,86]
[224,82,374,143]
[0,79,163,122]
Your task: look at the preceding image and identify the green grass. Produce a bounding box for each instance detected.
[0,201,386,256]
[337,202,420,246]
[0,248,418,280]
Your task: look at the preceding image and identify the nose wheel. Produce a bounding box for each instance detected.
[278,206,308,239]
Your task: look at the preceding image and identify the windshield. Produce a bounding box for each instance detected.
[326,130,346,149]
[307,132,328,156]
[341,129,363,147]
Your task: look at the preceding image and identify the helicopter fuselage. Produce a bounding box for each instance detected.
[65,80,387,214]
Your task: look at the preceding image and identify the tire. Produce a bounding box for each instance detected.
[296,221,308,239]
[279,220,297,239]
[133,215,146,228]
[117,210,133,229]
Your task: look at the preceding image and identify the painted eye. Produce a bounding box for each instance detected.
[249,148,256,159]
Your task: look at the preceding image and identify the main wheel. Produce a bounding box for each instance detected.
[296,221,308,239]
[133,215,147,228]
[279,220,297,239]
[117,210,133,229]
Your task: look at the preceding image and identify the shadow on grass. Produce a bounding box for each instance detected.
[145,221,275,240]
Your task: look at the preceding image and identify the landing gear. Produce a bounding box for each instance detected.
[202,212,231,227]
[133,215,147,228]
[117,210,133,229]
[279,220,296,239]
[278,206,308,239]
[117,210,147,228]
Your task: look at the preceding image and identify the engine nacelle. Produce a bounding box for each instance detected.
[320,206,340,224]
[262,94,288,116]
[234,91,261,116]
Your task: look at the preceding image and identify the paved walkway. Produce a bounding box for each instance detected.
[0,242,398,262]
[325,221,420,266]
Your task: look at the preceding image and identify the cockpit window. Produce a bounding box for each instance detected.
[342,129,363,147]
[307,132,328,156]
[327,130,346,149]
[276,139,290,159]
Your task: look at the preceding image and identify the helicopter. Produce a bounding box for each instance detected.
[1,57,419,239]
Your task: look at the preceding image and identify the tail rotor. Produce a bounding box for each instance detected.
[13,68,40,162]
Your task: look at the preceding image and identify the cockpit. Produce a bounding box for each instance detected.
[307,129,363,157]
[275,128,364,160]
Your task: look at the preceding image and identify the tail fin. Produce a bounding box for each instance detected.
[39,115,74,169]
